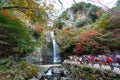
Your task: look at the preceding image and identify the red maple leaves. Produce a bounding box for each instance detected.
[74,30,99,52]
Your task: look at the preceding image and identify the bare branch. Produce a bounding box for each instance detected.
[87,0,112,11]
[58,0,63,9]
[0,6,33,10]
[97,0,112,11]
[73,0,77,3]
[0,6,39,15]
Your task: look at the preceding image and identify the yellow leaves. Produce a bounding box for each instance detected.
[3,0,49,25]
[58,28,75,37]
[14,10,31,24]
[0,10,15,20]
[93,18,110,31]
[10,0,26,7]
[56,28,75,44]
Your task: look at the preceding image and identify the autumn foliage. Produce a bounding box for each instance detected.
[34,25,44,33]
[0,10,33,57]
[74,30,99,53]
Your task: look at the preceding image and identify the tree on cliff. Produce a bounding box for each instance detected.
[0,0,51,25]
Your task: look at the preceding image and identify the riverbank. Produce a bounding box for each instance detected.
[1,58,120,80]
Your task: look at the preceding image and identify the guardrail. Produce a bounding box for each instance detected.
[63,59,120,70]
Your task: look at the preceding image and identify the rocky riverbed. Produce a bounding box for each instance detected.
[28,62,120,80]
[29,64,72,80]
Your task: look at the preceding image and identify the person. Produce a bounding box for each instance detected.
[101,55,107,63]
[116,54,120,65]
[88,55,94,66]
[106,56,114,70]
[111,54,117,66]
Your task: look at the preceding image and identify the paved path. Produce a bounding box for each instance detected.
[64,60,120,74]
[38,64,61,68]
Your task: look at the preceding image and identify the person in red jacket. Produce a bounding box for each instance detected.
[107,56,113,64]
[106,56,114,70]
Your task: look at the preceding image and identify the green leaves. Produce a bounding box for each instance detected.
[0,11,34,57]
[71,2,91,13]
[53,19,64,29]
[0,0,48,25]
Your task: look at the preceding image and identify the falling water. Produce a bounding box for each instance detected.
[46,69,52,75]
[50,31,61,63]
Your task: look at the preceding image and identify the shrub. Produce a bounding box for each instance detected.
[95,32,120,50]
[53,19,64,29]
[0,10,34,57]
[19,61,38,78]
[75,20,87,27]
[56,28,76,52]
[93,6,120,31]
[74,30,99,54]
[0,61,39,79]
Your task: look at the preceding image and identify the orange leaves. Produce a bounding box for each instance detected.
[74,30,99,52]
[33,25,44,33]
[74,41,83,51]
[0,10,13,19]
[78,30,98,39]
[34,25,42,30]
[0,10,9,16]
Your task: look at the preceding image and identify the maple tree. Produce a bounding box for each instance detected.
[55,28,76,52]
[74,30,99,53]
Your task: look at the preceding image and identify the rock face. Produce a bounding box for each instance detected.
[42,51,54,63]
[52,66,65,74]
[42,31,53,63]
[37,72,42,79]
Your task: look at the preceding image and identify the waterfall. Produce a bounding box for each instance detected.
[50,31,61,63]
[46,69,52,75]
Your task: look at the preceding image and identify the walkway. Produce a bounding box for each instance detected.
[64,60,120,74]
[38,64,61,68]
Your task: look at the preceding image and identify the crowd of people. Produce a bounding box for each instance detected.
[68,55,120,70]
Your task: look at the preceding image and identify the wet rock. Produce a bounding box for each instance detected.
[63,70,69,75]
[54,77,57,80]
[40,67,49,76]
[60,77,72,80]
[28,77,39,80]
[60,71,65,76]
[37,72,42,79]
[52,67,65,74]
[52,67,61,74]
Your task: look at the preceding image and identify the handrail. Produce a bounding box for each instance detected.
[63,59,120,70]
